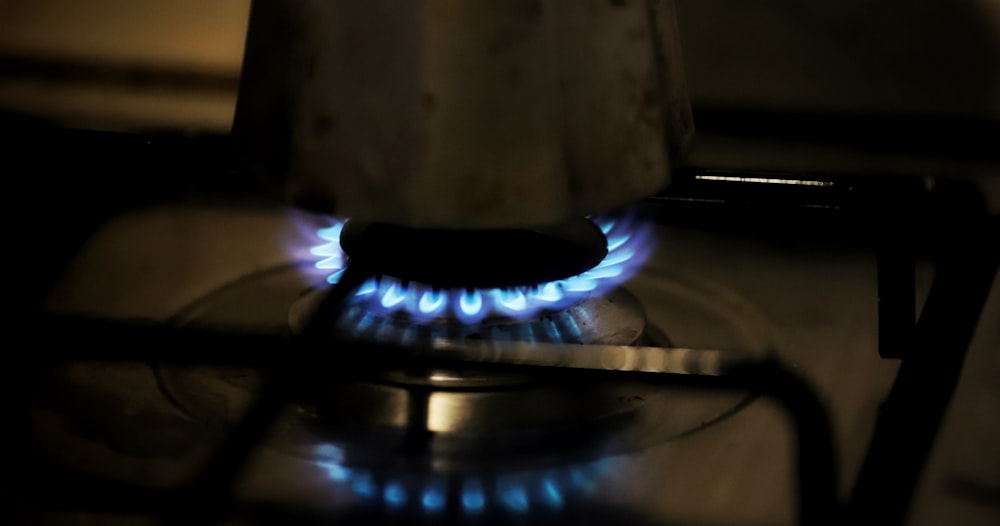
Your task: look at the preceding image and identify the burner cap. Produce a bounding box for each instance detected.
[339,218,607,289]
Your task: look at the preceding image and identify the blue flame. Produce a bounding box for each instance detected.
[542,477,563,507]
[498,479,530,513]
[422,479,447,513]
[310,213,652,323]
[384,482,408,508]
[313,444,616,515]
[462,479,486,513]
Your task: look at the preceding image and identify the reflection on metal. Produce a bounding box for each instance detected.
[430,340,737,377]
[426,392,467,433]
[313,443,617,516]
[695,174,834,186]
[666,347,690,373]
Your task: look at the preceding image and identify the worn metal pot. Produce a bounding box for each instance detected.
[234,0,692,229]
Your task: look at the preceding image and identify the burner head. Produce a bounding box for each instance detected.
[339,218,607,289]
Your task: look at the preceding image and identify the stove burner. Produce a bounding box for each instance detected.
[310,213,653,323]
[312,443,616,516]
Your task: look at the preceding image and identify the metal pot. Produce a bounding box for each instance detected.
[233,0,693,229]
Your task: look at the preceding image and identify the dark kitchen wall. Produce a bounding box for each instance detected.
[0,0,250,131]
[678,0,1000,119]
[1,0,998,128]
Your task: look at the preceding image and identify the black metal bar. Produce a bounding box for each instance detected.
[169,376,287,526]
[725,362,840,526]
[652,166,854,213]
[690,107,1000,163]
[170,263,374,525]
[865,172,924,360]
[21,469,175,514]
[849,185,1000,524]
[27,316,293,365]
[875,227,917,360]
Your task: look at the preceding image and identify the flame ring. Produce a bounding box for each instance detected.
[310,214,652,323]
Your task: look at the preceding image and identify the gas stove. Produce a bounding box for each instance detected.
[7,123,999,526]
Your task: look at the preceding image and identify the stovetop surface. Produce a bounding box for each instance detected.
[6,124,999,526]
[32,202,902,525]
